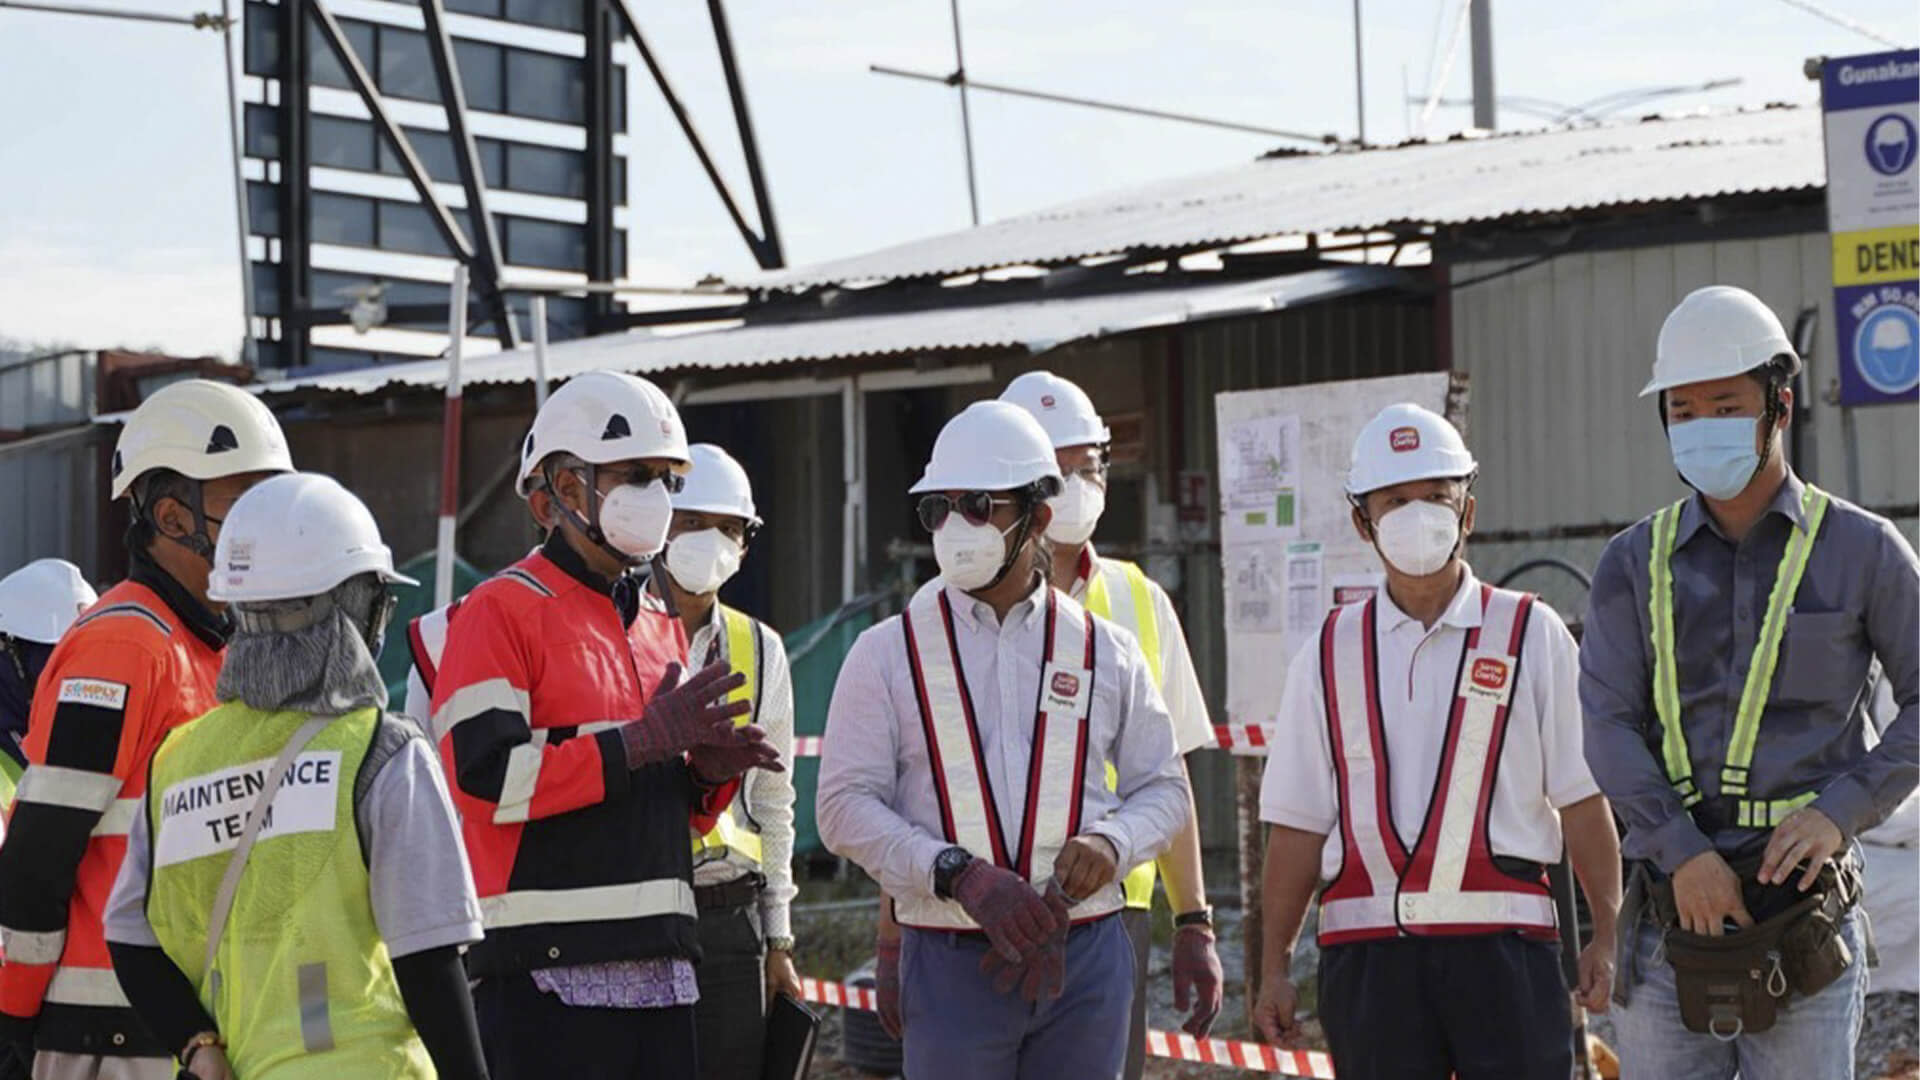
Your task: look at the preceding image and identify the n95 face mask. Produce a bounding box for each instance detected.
[1045,473,1106,546]
[665,528,743,595]
[934,517,1017,591]
[1372,500,1461,577]
[599,480,674,559]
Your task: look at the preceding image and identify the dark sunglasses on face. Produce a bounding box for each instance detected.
[917,492,1014,532]
[585,464,686,495]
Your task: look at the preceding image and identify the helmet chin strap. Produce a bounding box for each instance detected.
[143,480,220,564]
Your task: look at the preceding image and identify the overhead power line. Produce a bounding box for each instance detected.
[1773,0,1902,47]
[0,0,226,27]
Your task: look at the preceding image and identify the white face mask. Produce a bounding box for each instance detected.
[665,528,742,595]
[598,480,674,560]
[1372,499,1462,577]
[1045,473,1106,546]
[933,516,1018,591]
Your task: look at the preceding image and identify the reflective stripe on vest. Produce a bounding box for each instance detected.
[1648,485,1831,821]
[1084,557,1163,910]
[146,704,432,1078]
[894,587,1117,930]
[1318,586,1557,945]
[692,605,765,866]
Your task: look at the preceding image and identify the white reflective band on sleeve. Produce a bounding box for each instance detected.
[432,678,532,742]
[90,797,141,838]
[44,965,131,1007]
[577,721,623,735]
[1397,890,1556,929]
[480,878,696,929]
[903,591,999,864]
[16,765,121,813]
[493,731,549,825]
[1328,604,1398,895]
[0,926,66,966]
[1317,894,1398,937]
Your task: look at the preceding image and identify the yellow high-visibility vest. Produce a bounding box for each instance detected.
[1648,484,1831,828]
[1084,558,1163,910]
[691,605,765,865]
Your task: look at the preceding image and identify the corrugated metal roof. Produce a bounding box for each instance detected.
[735,106,1822,292]
[254,265,1408,397]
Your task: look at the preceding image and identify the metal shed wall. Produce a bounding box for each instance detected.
[1452,231,1920,623]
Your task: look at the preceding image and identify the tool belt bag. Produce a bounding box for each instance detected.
[1650,854,1859,1037]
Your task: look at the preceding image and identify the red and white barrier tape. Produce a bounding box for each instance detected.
[790,726,1274,761]
[796,976,1335,1077]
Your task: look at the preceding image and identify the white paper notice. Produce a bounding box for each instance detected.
[1221,414,1300,542]
[1226,545,1286,631]
[1283,541,1324,638]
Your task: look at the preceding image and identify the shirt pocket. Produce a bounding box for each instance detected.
[1771,610,1867,708]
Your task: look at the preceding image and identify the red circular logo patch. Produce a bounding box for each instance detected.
[1471,657,1509,690]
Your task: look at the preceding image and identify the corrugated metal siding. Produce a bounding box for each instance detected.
[735,107,1821,291]
[0,428,108,581]
[1453,231,1920,624]
[0,350,94,433]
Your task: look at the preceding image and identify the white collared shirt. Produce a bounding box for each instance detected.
[818,581,1190,903]
[1259,567,1599,880]
[1068,546,1215,755]
[687,604,799,944]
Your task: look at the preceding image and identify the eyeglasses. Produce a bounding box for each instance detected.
[585,463,686,494]
[917,492,1013,532]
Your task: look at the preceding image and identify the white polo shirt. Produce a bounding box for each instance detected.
[1259,567,1599,881]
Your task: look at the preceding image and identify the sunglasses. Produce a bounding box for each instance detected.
[583,464,686,494]
[917,492,1014,532]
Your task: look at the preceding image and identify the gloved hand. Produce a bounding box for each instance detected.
[875,938,903,1039]
[952,860,1063,963]
[0,1013,34,1080]
[689,728,785,784]
[620,661,751,768]
[978,883,1071,1002]
[1171,923,1224,1038]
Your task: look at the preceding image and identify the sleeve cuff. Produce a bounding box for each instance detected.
[1549,779,1604,811]
[594,728,630,801]
[1812,777,1876,843]
[1084,821,1135,875]
[1645,810,1715,875]
[1259,805,1336,836]
[384,920,485,960]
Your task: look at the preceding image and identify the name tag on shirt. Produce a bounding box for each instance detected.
[1040,662,1092,717]
[1460,650,1517,708]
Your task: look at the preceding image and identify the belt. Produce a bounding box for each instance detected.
[694,874,765,911]
[921,912,1119,950]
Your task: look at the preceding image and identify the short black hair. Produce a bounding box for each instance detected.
[131,468,196,525]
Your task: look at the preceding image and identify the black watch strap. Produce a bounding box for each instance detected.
[1174,908,1214,929]
[933,847,973,901]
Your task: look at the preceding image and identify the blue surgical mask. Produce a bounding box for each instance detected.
[1668,417,1762,500]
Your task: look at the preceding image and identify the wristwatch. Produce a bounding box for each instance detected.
[766,936,795,953]
[932,846,975,900]
[1174,908,1214,930]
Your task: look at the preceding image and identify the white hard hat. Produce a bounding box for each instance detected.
[0,559,98,644]
[910,401,1065,495]
[209,472,417,604]
[517,370,690,497]
[673,443,760,526]
[1346,403,1477,497]
[1643,286,1800,398]
[999,370,1110,449]
[111,379,293,500]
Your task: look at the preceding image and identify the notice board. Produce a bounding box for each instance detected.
[1214,371,1467,726]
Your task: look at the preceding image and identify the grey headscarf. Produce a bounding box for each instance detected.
[216,574,390,717]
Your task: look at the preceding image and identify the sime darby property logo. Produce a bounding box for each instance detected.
[1471,657,1509,691]
[1051,671,1080,698]
[1389,426,1421,452]
[1040,394,1057,409]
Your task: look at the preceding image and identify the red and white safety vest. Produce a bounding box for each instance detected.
[893,586,1121,930]
[1317,583,1558,946]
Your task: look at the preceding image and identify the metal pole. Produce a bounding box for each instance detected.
[1351,0,1365,144]
[707,0,784,267]
[436,265,469,608]
[841,379,858,602]
[1469,0,1495,130]
[949,0,980,226]
[279,0,310,369]
[531,294,551,411]
[1841,404,1863,502]
[219,0,257,367]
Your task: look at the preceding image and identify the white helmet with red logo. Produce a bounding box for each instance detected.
[999,370,1109,449]
[1345,402,1476,496]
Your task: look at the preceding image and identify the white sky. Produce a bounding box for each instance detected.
[0,0,1913,359]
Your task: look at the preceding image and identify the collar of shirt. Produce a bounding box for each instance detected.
[1375,565,1484,636]
[129,545,230,650]
[688,602,726,665]
[940,579,1050,633]
[540,531,658,629]
[1676,469,1809,548]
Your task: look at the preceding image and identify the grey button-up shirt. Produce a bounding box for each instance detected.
[1581,471,1920,873]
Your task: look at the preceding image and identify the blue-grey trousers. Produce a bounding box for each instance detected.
[900,913,1133,1080]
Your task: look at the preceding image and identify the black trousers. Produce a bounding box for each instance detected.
[475,972,698,1080]
[693,899,766,1080]
[1318,934,1572,1080]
